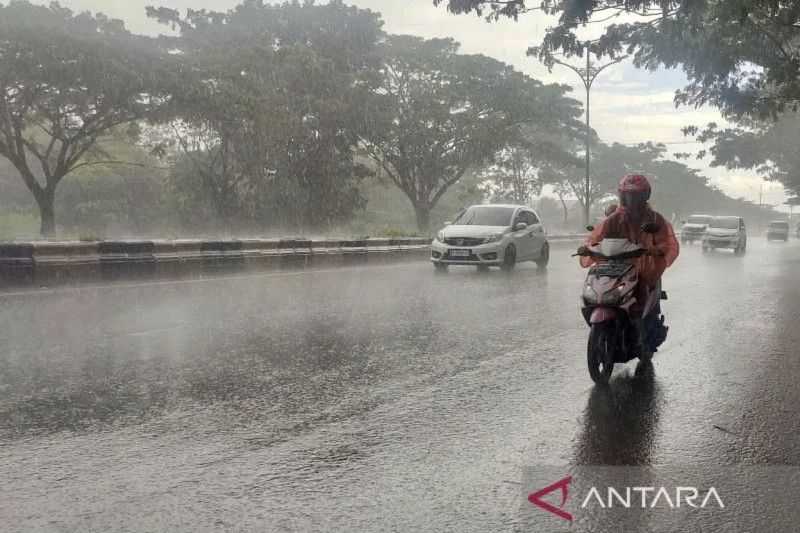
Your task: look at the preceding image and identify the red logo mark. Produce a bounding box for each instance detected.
[528,475,573,522]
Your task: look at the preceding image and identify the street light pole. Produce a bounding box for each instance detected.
[584,49,591,229]
[550,44,626,226]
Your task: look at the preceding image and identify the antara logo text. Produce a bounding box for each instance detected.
[528,476,725,522]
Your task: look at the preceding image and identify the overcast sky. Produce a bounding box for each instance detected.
[58,0,786,208]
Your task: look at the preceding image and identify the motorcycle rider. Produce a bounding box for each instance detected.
[578,174,680,353]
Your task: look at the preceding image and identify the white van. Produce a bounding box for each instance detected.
[702,216,747,255]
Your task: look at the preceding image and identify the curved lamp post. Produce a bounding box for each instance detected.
[550,44,626,225]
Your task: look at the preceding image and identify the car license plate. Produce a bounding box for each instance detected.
[449,249,471,257]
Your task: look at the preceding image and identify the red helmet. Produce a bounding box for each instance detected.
[618,174,651,200]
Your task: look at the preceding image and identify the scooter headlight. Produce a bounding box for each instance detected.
[598,283,632,305]
[600,289,622,305]
[583,284,598,304]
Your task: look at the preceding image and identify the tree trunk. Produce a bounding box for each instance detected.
[37,189,56,238]
[558,196,569,225]
[414,204,431,236]
[583,201,591,228]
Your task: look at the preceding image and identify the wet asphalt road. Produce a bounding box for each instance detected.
[2,238,800,532]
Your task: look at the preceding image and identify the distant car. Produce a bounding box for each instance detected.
[681,214,713,244]
[702,216,747,255]
[766,221,790,241]
[430,204,550,271]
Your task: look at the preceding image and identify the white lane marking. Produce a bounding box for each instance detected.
[0,262,424,299]
[123,324,189,338]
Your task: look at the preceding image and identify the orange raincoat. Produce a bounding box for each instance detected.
[580,205,680,289]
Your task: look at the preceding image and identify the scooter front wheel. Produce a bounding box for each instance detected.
[588,323,615,385]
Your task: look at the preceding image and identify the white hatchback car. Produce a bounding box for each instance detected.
[430,204,550,271]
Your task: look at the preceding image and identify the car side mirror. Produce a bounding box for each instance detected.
[586,225,594,232]
[443,221,451,226]
[513,222,528,231]
[642,222,659,234]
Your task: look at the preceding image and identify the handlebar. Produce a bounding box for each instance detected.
[573,248,665,259]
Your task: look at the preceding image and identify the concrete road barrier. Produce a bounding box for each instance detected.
[0,234,587,289]
[98,241,156,281]
[0,237,430,288]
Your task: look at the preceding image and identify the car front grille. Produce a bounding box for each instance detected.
[445,251,479,261]
[444,237,485,246]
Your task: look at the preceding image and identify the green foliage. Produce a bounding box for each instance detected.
[682,113,800,197]
[0,0,782,241]
[360,34,582,232]
[0,211,38,241]
[437,1,800,118]
[0,158,34,211]
[147,0,383,231]
[482,124,583,204]
[377,228,422,238]
[585,141,778,223]
[348,169,485,237]
[0,0,174,236]
[50,129,169,237]
[435,1,800,196]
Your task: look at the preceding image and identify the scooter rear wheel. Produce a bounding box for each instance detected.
[588,324,614,385]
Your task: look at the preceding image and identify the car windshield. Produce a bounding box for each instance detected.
[688,216,712,225]
[710,217,740,229]
[770,222,789,229]
[452,206,514,226]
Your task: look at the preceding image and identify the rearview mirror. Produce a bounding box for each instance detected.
[513,222,528,231]
[586,225,594,232]
[642,222,659,234]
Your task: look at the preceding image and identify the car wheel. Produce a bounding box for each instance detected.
[434,262,448,273]
[535,242,549,269]
[501,245,516,271]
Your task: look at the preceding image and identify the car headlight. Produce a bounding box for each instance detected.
[436,231,445,242]
[483,233,504,244]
